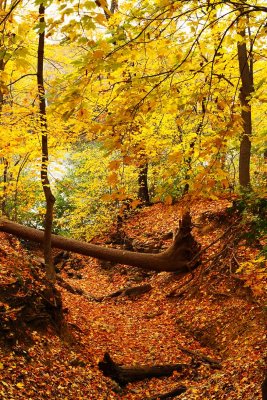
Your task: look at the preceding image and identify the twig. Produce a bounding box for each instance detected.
[188,222,238,268]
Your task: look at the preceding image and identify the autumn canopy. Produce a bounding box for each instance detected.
[0,0,265,279]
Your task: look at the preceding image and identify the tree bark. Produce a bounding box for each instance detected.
[237,17,253,188]
[0,52,9,216]
[95,284,152,302]
[264,149,267,182]
[262,375,267,400]
[183,98,205,195]
[1,158,8,215]
[0,212,201,273]
[138,162,150,205]
[98,352,188,385]
[37,4,56,281]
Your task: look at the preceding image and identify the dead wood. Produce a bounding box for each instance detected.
[54,251,70,266]
[144,386,187,399]
[56,276,84,296]
[116,283,152,297]
[98,352,188,385]
[0,213,201,273]
[95,284,152,302]
[178,346,222,369]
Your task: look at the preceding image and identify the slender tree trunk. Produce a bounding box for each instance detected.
[37,4,56,281]
[97,1,150,205]
[237,18,253,188]
[0,54,9,215]
[262,375,267,400]
[138,162,150,205]
[2,158,8,214]
[110,0,118,14]
[183,141,195,195]
[100,0,150,205]
[13,154,30,221]
[183,99,205,195]
[264,150,267,182]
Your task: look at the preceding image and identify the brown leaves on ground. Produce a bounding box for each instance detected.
[0,199,266,399]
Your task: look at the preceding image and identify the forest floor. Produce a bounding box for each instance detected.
[0,199,266,399]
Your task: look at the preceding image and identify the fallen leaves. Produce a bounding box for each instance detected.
[0,199,266,399]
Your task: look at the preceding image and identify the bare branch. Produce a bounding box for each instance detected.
[7,74,37,87]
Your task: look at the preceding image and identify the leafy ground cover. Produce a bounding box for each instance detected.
[0,200,266,399]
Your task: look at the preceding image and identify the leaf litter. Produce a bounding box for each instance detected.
[0,199,266,399]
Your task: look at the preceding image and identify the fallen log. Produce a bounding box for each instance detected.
[178,346,222,369]
[98,352,188,385]
[95,284,152,302]
[0,213,201,273]
[145,386,187,400]
[56,276,84,295]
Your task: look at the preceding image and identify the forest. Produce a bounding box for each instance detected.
[0,0,266,399]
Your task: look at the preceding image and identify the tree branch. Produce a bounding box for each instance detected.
[7,74,37,87]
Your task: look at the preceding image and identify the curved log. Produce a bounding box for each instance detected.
[0,213,201,273]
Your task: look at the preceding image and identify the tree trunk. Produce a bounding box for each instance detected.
[237,17,253,188]
[138,162,150,205]
[0,212,201,273]
[98,352,188,385]
[37,4,56,281]
[183,98,205,195]
[1,158,8,215]
[262,375,267,400]
[0,54,8,216]
[264,149,267,182]
[98,0,150,206]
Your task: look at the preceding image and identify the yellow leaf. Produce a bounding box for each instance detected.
[16,382,24,388]
[94,13,107,27]
[209,194,218,200]
[14,58,31,72]
[0,363,3,370]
